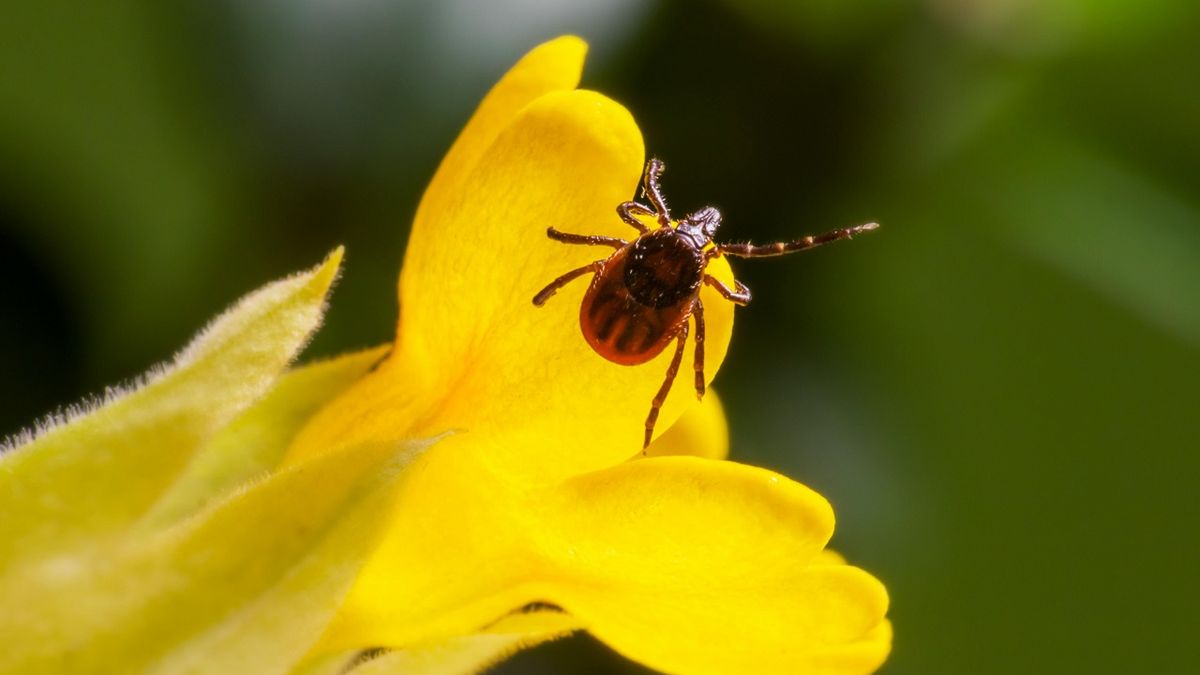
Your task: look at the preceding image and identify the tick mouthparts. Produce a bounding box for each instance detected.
[859,222,881,232]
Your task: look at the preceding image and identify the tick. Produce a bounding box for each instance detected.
[533,158,878,450]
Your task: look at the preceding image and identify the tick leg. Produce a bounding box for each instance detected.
[532,261,601,306]
[693,299,706,399]
[644,321,689,451]
[704,275,752,306]
[641,158,671,226]
[719,222,879,258]
[547,227,625,249]
[616,201,654,233]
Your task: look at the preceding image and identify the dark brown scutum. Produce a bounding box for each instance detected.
[623,229,703,309]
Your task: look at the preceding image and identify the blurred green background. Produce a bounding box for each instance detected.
[3,1,1198,673]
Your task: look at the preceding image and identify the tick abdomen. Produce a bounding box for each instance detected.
[579,236,699,366]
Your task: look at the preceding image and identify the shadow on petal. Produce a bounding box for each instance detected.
[646,388,729,460]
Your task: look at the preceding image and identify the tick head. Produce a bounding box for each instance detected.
[678,206,722,246]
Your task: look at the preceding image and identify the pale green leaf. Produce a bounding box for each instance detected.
[0,435,434,674]
[0,248,343,569]
[139,345,391,530]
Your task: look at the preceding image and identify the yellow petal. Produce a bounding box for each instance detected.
[797,619,893,675]
[645,388,729,460]
[139,345,391,529]
[536,457,891,675]
[0,249,343,568]
[412,35,587,262]
[317,453,887,675]
[288,85,738,483]
[317,451,538,652]
[815,549,848,565]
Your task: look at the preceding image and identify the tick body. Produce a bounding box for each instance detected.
[581,228,704,366]
[533,158,878,450]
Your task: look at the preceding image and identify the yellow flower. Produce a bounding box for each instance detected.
[284,36,891,675]
[0,35,889,675]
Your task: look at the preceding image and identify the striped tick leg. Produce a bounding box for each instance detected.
[704,275,752,306]
[616,201,655,233]
[644,320,689,451]
[639,158,671,226]
[532,261,602,306]
[546,227,625,249]
[719,222,879,258]
[692,299,706,399]
[617,158,674,232]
